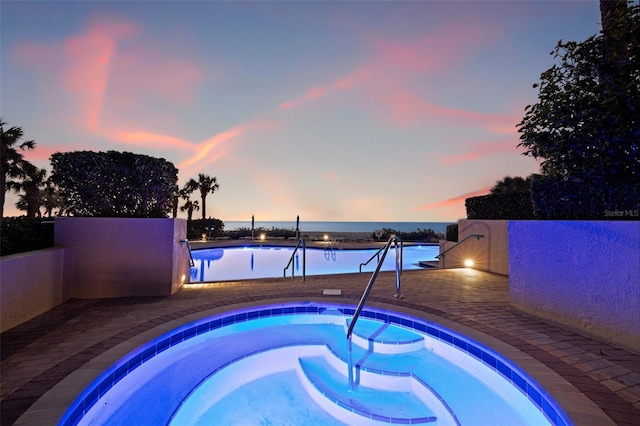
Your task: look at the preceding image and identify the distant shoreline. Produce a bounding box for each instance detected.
[222,220,455,234]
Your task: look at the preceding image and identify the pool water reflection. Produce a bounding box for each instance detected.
[190,245,438,282]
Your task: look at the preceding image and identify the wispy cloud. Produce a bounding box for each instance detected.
[108,49,204,110]
[413,188,490,212]
[109,130,195,150]
[278,66,372,110]
[62,21,137,132]
[12,16,231,177]
[22,144,83,163]
[179,127,245,169]
[380,89,520,129]
[440,141,520,165]
[276,19,505,133]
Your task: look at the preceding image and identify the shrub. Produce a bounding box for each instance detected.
[531,174,640,220]
[378,228,443,242]
[466,193,536,220]
[0,217,54,256]
[50,151,178,217]
[187,218,224,240]
[446,224,458,242]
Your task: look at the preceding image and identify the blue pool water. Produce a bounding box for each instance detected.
[61,303,570,426]
[190,245,438,282]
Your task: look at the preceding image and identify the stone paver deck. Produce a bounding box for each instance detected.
[2,268,640,425]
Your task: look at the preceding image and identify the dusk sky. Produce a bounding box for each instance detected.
[1,1,602,222]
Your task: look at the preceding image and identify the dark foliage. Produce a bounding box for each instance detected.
[187,218,224,240]
[446,224,458,242]
[224,227,298,240]
[50,151,178,218]
[466,193,536,220]
[531,174,640,219]
[490,176,532,195]
[1,217,54,256]
[378,228,443,242]
[517,2,640,219]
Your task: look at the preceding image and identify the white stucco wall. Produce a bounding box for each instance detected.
[0,248,69,332]
[55,218,189,298]
[509,221,640,354]
[439,220,509,275]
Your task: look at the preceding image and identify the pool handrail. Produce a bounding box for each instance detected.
[283,238,306,281]
[180,239,195,267]
[435,234,484,261]
[347,235,403,389]
[359,238,403,274]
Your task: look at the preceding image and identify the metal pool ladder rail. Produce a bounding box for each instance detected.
[359,237,403,274]
[284,238,306,281]
[346,235,403,390]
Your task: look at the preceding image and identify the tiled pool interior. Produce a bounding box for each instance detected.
[60,303,570,426]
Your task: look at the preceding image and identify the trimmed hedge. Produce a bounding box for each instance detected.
[531,174,640,220]
[51,151,178,218]
[466,192,536,220]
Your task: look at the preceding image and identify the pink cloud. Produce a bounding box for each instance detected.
[278,66,373,110]
[22,144,81,163]
[389,91,519,127]
[414,188,491,211]
[370,21,497,72]
[178,126,246,170]
[440,141,520,165]
[14,16,205,139]
[109,130,196,150]
[276,21,501,126]
[109,51,204,108]
[62,21,137,132]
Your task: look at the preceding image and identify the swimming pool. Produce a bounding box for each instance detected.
[190,245,438,282]
[60,302,570,426]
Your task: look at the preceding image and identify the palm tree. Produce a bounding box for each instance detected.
[13,164,47,218]
[178,183,200,222]
[1,120,36,219]
[187,174,219,220]
[42,178,65,217]
[490,175,533,195]
[180,199,200,222]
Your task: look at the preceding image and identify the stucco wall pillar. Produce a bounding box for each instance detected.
[55,218,189,298]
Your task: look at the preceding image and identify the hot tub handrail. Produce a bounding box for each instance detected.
[347,234,402,389]
[180,239,195,267]
[347,234,403,340]
[283,238,306,281]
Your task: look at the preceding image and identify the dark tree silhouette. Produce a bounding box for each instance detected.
[14,165,47,218]
[517,1,639,218]
[187,174,219,220]
[179,182,200,222]
[490,176,532,195]
[1,120,36,219]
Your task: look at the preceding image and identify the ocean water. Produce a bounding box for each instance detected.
[222,221,454,234]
